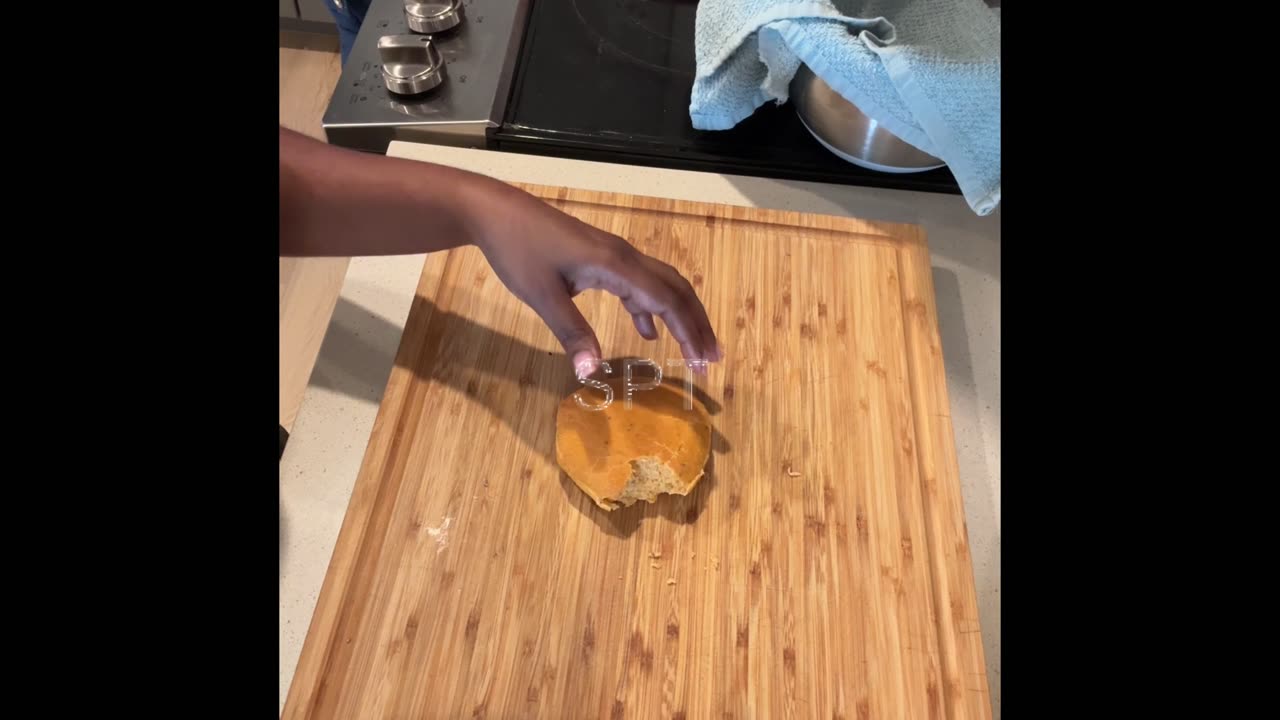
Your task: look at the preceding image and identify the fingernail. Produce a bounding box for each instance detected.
[573,351,598,380]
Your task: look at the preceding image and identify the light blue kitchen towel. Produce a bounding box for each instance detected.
[691,1,1001,215]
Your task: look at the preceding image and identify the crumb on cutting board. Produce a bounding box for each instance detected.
[666,578,676,586]
[650,562,661,569]
[650,549,663,559]
[425,516,453,555]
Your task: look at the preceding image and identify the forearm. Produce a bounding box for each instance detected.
[278,126,510,257]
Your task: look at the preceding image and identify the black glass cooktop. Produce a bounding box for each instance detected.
[491,0,960,194]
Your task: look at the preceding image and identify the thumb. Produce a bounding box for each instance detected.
[536,290,602,379]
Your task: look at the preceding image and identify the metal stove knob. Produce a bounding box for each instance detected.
[378,35,446,96]
[404,0,463,34]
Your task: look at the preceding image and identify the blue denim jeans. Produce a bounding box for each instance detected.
[324,0,372,65]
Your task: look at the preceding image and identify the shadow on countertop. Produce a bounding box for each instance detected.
[931,265,1001,715]
[279,499,288,576]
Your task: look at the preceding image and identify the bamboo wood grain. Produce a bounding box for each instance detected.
[279,255,349,431]
[283,185,991,719]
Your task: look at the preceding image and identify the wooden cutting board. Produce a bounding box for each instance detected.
[283,185,991,720]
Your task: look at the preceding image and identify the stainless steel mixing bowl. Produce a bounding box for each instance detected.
[788,63,945,173]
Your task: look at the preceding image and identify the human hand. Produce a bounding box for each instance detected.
[472,185,721,377]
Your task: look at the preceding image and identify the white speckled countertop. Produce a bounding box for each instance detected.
[279,143,1001,717]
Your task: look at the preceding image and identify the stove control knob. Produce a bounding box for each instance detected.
[378,35,446,96]
[405,0,463,35]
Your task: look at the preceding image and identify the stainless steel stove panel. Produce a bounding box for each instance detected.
[322,0,529,153]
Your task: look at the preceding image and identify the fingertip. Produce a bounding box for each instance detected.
[572,351,599,380]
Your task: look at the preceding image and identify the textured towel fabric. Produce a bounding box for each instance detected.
[691,0,1000,215]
